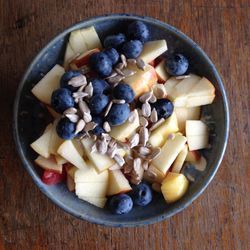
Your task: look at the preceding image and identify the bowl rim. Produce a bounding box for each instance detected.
[13,13,229,227]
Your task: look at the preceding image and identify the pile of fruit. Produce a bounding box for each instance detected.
[30,21,216,214]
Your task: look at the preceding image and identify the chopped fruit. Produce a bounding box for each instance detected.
[151,99,174,119]
[161,172,189,203]
[65,164,78,179]
[55,155,67,165]
[148,60,156,67]
[69,29,88,54]
[81,197,107,208]
[107,170,132,196]
[42,169,66,185]
[109,194,133,214]
[57,140,89,170]
[194,156,207,171]
[188,77,215,97]
[46,106,61,119]
[72,139,85,157]
[130,183,153,206]
[139,40,168,63]
[185,95,215,107]
[143,164,166,183]
[109,109,140,142]
[64,43,75,68]
[35,155,63,173]
[75,182,108,198]
[31,65,65,104]
[186,150,201,162]
[81,137,125,172]
[66,174,75,191]
[172,144,188,173]
[149,112,179,147]
[127,21,149,43]
[69,48,100,69]
[30,124,53,158]
[80,26,102,50]
[103,33,126,49]
[155,60,169,83]
[113,83,135,103]
[175,106,201,133]
[165,54,189,76]
[186,135,209,151]
[49,120,64,154]
[123,63,158,97]
[121,40,143,59]
[89,52,112,77]
[164,77,181,99]
[152,133,187,174]
[106,103,130,126]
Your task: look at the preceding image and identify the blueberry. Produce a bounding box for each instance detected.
[103,48,119,65]
[89,52,112,77]
[121,40,143,59]
[91,79,110,96]
[127,21,150,43]
[89,94,109,115]
[51,88,74,113]
[151,99,174,119]
[91,115,103,125]
[113,83,135,103]
[91,115,105,135]
[103,33,127,49]
[109,194,133,215]
[56,117,76,139]
[106,103,130,126]
[130,183,153,206]
[165,54,189,76]
[60,70,82,91]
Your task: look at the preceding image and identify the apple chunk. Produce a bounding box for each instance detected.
[139,40,168,63]
[161,172,189,203]
[48,120,64,155]
[171,144,188,173]
[109,109,140,142]
[188,77,215,97]
[107,170,132,196]
[75,182,108,198]
[155,60,169,83]
[185,150,201,162]
[31,65,65,104]
[152,133,187,174]
[143,164,166,184]
[69,29,88,54]
[164,77,181,100]
[80,26,102,50]
[35,155,62,173]
[64,42,75,68]
[57,140,89,170]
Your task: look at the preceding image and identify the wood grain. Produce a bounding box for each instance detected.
[0,0,249,249]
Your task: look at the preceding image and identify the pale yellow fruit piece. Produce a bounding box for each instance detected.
[63,42,75,68]
[152,133,187,174]
[164,77,181,100]
[31,65,65,104]
[186,95,215,107]
[69,29,88,54]
[78,197,107,208]
[188,77,215,97]
[155,60,169,82]
[143,164,166,184]
[186,120,208,136]
[186,135,208,151]
[55,155,68,165]
[75,182,108,198]
[34,155,62,173]
[161,172,189,203]
[49,120,64,155]
[109,109,140,142]
[30,124,53,158]
[172,144,188,173]
[80,26,102,50]
[57,140,89,170]
[66,165,78,179]
[107,170,132,196]
[149,112,179,147]
[139,40,168,63]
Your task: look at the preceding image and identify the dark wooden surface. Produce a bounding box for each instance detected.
[0,0,249,249]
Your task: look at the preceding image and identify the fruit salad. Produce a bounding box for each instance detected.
[30,21,216,214]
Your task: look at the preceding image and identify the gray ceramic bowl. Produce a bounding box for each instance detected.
[13,14,229,227]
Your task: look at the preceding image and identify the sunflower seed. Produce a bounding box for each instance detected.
[122,69,136,77]
[116,63,125,70]
[73,92,88,99]
[83,112,92,123]
[136,58,146,71]
[96,139,108,155]
[138,146,151,156]
[152,183,161,192]
[104,101,113,117]
[120,54,127,67]
[142,102,151,117]
[78,99,90,114]
[92,135,97,141]
[139,127,149,146]
[148,147,161,160]
[107,144,117,158]
[146,168,157,179]
[108,138,117,148]
[149,94,157,103]
[112,99,126,104]
[128,110,138,123]
[139,91,152,103]
[133,158,142,172]
[115,68,125,76]
[91,143,97,153]
[63,107,78,115]
[123,163,133,174]
[176,75,191,80]
[75,119,86,134]
[127,58,137,64]
[129,133,140,148]
[150,108,158,123]
[68,75,87,88]
[109,163,122,170]
[107,75,125,84]
[149,118,165,131]
[105,71,118,79]
[65,113,79,123]
[103,121,111,132]
[84,122,97,132]
[101,133,112,141]
[116,141,130,150]
[77,85,85,92]
[84,82,93,97]
[114,154,125,167]
[142,160,149,170]
[139,116,149,127]
[153,84,167,99]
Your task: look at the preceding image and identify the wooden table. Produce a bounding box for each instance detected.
[0,0,249,249]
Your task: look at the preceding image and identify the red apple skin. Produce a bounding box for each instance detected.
[149,60,156,67]
[42,169,66,185]
[186,150,201,162]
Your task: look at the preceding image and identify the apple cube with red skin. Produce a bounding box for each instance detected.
[35,155,63,173]
[155,60,169,83]
[42,169,66,185]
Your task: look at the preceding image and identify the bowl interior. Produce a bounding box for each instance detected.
[14,15,229,227]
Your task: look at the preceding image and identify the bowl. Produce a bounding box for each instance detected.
[13,14,229,227]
